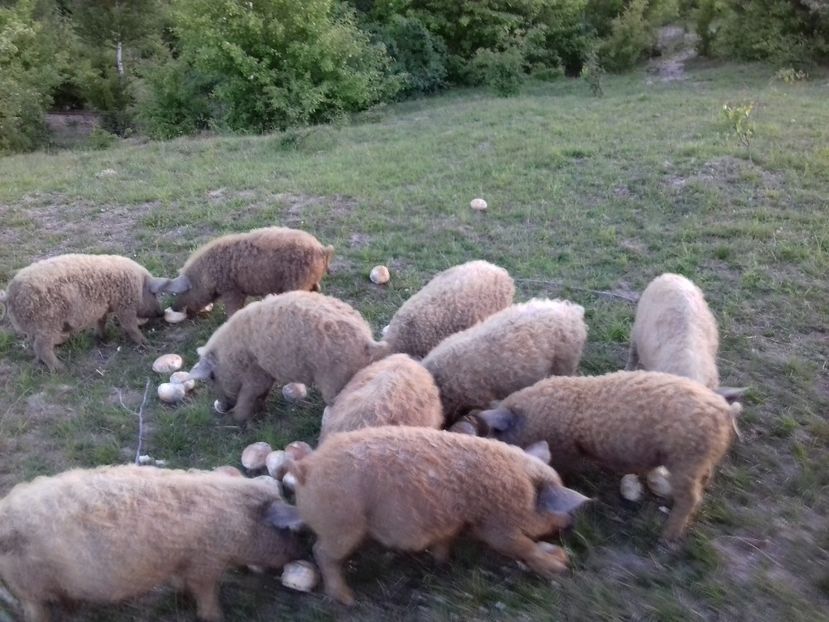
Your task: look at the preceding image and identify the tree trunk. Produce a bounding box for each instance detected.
[116,40,124,77]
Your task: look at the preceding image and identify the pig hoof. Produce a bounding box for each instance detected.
[330,588,356,607]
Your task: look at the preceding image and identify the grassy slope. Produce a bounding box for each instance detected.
[0,61,827,621]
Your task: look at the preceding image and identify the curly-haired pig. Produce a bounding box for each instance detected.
[165,227,334,316]
[422,298,587,422]
[383,260,515,357]
[0,254,170,371]
[272,426,590,605]
[319,354,443,442]
[0,465,302,622]
[627,273,746,401]
[187,291,390,421]
[475,370,742,540]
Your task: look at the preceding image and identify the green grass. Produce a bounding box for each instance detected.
[1,60,828,620]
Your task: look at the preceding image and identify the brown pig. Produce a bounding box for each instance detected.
[273,426,590,605]
[0,465,302,622]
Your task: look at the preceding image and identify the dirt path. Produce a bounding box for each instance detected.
[648,26,699,82]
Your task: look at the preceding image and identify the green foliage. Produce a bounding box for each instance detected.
[348,0,588,82]
[581,47,605,96]
[370,13,447,95]
[135,55,213,139]
[0,0,64,153]
[60,0,169,134]
[469,45,525,96]
[598,0,654,72]
[85,126,118,150]
[774,67,809,83]
[721,101,755,158]
[698,0,829,66]
[142,0,397,135]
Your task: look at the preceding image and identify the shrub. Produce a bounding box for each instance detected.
[348,0,588,82]
[0,0,63,153]
[698,0,829,66]
[599,0,654,72]
[469,46,525,96]
[371,14,447,95]
[143,0,399,135]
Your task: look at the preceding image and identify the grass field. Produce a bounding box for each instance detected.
[0,59,827,621]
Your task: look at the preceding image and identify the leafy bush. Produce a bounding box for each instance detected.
[0,0,63,153]
[141,0,398,135]
[697,0,829,66]
[348,0,588,82]
[469,46,525,96]
[371,13,447,95]
[599,0,654,71]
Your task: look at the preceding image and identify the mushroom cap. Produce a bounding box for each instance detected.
[153,353,183,374]
[157,382,186,403]
[370,265,390,284]
[241,442,273,471]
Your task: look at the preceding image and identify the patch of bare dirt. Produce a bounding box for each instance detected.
[274,192,359,226]
[0,194,159,266]
[647,27,699,83]
[665,156,783,192]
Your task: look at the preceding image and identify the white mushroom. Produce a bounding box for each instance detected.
[646,466,673,498]
[282,382,307,402]
[164,307,188,324]
[470,198,488,211]
[620,474,643,502]
[241,442,273,471]
[285,441,313,462]
[266,450,288,479]
[281,560,319,592]
[169,371,196,391]
[152,353,183,374]
[370,265,390,284]
[157,382,186,404]
[281,472,298,494]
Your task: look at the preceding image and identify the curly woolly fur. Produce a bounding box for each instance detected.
[383,260,515,358]
[287,426,590,605]
[422,298,587,423]
[3,254,169,372]
[189,291,391,421]
[477,370,742,540]
[168,227,334,316]
[627,273,720,389]
[319,354,443,442]
[0,465,301,622]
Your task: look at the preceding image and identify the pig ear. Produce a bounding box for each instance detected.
[524,440,551,464]
[187,354,214,381]
[147,276,172,295]
[477,406,516,434]
[537,484,591,519]
[164,275,192,295]
[264,501,304,532]
[716,386,748,404]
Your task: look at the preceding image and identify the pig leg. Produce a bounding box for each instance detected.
[218,291,246,317]
[231,370,274,422]
[20,599,51,622]
[429,536,455,564]
[96,315,108,338]
[661,469,704,541]
[474,523,568,578]
[625,341,639,371]
[313,534,364,606]
[115,308,148,346]
[33,334,64,373]
[185,572,223,622]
